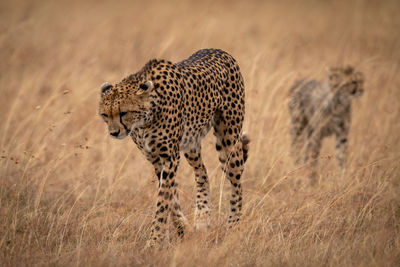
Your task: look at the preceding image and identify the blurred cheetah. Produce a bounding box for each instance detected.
[99,49,249,246]
[288,66,364,170]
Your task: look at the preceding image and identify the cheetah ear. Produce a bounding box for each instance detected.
[137,80,154,95]
[100,82,113,94]
[326,67,336,79]
[343,65,354,75]
[325,67,335,77]
[326,68,342,89]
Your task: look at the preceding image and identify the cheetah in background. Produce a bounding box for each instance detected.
[288,66,364,171]
[99,49,249,246]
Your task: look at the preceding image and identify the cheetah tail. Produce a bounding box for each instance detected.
[242,132,250,163]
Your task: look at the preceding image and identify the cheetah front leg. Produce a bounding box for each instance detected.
[335,131,349,171]
[184,146,211,230]
[147,151,181,247]
[147,156,187,233]
[170,181,188,237]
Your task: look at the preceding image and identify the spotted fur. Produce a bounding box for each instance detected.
[288,66,364,170]
[99,49,249,246]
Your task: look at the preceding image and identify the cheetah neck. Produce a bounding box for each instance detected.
[322,79,352,115]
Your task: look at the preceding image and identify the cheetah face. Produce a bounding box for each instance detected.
[349,71,365,98]
[99,81,154,139]
[327,66,364,98]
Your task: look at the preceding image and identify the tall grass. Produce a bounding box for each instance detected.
[1,0,399,265]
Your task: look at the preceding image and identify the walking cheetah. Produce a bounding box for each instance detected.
[99,49,249,246]
[288,66,364,170]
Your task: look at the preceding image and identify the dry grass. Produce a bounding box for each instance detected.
[1,0,400,266]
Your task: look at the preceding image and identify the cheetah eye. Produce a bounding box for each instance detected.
[101,113,108,118]
[120,111,127,117]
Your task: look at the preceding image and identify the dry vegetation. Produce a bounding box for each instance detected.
[1,0,400,266]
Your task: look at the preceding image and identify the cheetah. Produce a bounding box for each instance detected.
[99,49,249,246]
[288,66,364,171]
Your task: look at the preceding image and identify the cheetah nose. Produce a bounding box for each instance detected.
[110,130,120,137]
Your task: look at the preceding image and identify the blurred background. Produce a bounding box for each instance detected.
[1,0,399,265]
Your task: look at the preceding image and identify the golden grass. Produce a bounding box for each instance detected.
[1,0,400,265]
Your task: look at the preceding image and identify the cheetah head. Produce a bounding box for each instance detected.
[327,66,365,98]
[99,79,154,139]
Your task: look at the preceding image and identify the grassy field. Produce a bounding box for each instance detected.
[1,0,400,266]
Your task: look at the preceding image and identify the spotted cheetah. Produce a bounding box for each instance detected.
[99,49,249,246]
[288,66,364,171]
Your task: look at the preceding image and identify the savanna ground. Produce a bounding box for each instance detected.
[1,0,400,266]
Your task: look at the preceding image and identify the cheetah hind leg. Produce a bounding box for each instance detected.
[289,114,307,165]
[212,109,247,226]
